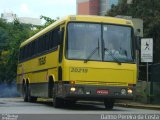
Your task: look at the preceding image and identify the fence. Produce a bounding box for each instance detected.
[136,63,160,104]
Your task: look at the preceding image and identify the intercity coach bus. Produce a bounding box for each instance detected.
[17,15,137,109]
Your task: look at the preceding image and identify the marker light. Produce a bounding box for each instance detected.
[70,81,75,85]
[70,16,76,21]
[127,89,133,94]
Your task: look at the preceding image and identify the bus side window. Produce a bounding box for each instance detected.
[37,38,40,54]
[24,46,27,59]
[26,45,30,58]
[21,47,24,60]
[45,34,48,51]
[35,39,38,55]
[23,46,26,59]
[49,31,52,50]
[42,35,45,52]
[23,47,25,59]
[28,43,32,58]
[19,48,22,61]
[43,35,47,52]
[49,27,59,50]
[51,30,55,49]
[46,33,50,50]
[38,38,43,53]
[54,28,59,46]
[31,41,35,57]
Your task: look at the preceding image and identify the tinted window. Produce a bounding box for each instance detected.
[67,23,102,60]
[67,22,133,63]
[19,27,60,61]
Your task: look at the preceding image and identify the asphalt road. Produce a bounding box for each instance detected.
[0,98,160,120]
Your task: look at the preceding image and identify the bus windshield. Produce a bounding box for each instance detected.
[67,22,133,63]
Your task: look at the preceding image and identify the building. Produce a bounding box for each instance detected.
[116,15,143,37]
[1,12,17,22]
[1,12,41,26]
[100,0,119,15]
[19,17,41,26]
[77,0,119,16]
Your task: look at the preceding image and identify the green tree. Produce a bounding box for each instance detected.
[0,19,9,83]
[6,20,32,83]
[0,18,32,83]
[40,15,56,27]
[0,16,57,83]
[107,0,160,63]
[30,16,57,36]
[0,19,9,51]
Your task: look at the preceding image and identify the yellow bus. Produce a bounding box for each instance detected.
[17,15,137,109]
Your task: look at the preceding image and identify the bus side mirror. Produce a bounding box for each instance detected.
[58,30,64,45]
[135,36,141,50]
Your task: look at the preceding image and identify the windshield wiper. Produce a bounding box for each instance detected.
[84,39,100,63]
[84,47,99,63]
[104,48,121,65]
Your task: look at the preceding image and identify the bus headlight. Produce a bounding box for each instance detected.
[70,87,76,92]
[121,89,127,95]
[127,89,133,94]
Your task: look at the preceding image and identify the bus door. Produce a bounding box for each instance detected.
[58,25,65,81]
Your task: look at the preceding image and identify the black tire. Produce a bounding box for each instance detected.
[53,97,64,108]
[104,99,115,110]
[28,96,37,103]
[48,79,54,98]
[64,100,76,107]
[23,84,29,102]
[28,86,37,103]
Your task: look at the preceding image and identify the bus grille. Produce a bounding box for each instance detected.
[75,81,127,86]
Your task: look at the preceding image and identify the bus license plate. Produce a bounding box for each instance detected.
[96,90,109,94]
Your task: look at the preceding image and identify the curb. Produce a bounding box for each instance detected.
[115,103,160,110]
[80,101,160,110]
[73,101,160,110]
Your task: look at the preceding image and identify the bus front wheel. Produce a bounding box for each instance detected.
[104,99,115,110]
[53,97,64,108]
[23,84,28,102]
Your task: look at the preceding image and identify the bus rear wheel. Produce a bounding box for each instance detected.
[104,99,115,110]
[23,84,37,102]
[23,84,28,102]
[27,86,37,103]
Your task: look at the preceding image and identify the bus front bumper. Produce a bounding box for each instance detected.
[58,84,135,100]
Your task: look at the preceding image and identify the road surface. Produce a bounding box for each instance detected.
[0,98,159,120]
